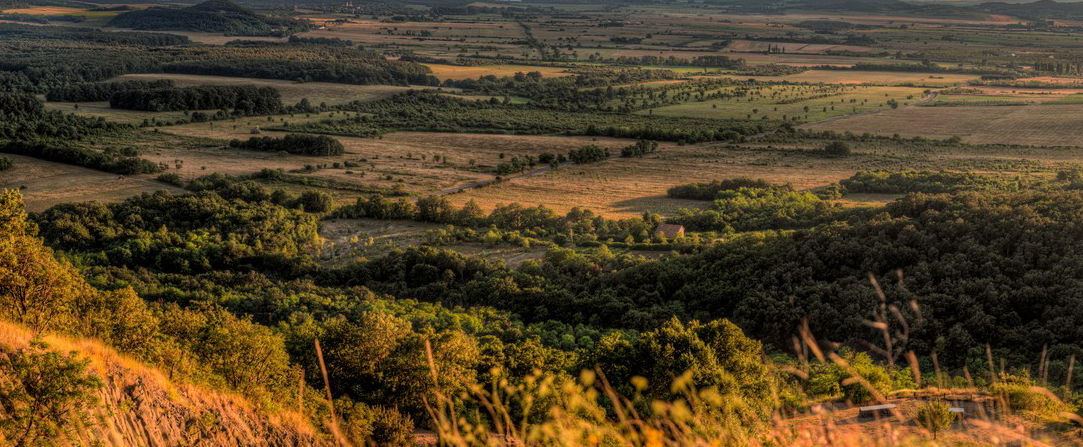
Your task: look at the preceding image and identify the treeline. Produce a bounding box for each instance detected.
[45,79,175,102]
[299,91,770,144]
[229,134,345,156]
[0,93,125,141]
[839,170,1037,194]
[0,141,161,175]
[667,178,773,200]
[109,86,281,114]
[585,54,744,69]
[163,58,436,86]
[335,194,664,243]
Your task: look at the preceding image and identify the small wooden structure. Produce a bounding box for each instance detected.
[857,403,897,420]
[655,223,685,239]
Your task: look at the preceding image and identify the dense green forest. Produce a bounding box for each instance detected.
[108,0,310,36]
[229,134,346,155]
[109,85,282,113]
[46,79,175,102]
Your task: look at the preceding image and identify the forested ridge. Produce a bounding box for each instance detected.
[108,0,310,36]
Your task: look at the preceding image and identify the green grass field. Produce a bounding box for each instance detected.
[643,85,927,122]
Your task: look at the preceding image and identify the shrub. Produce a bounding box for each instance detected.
[821,141,851,157]
[0,156,10,171]
[991,375,1074,421]
[156,173,184,186]
[913,399,956,439]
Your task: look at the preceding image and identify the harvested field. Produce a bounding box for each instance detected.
[151,122,635,197]
[423,63,573,80]
[0,154,181,212]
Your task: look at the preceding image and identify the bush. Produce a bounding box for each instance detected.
[0,156,10,171]
[156,173,184,186]
[821,141,851,157]
[294,191,333,213]
[914,399,956,439]
[991,375,1074,421]
[567,144,609,164]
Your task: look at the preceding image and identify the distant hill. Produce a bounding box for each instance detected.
[979,0,1083,20]
[788,0,987,18]
[107,0,310,36]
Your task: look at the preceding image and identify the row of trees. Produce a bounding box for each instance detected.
[229,134,345,156]
[109,85,282,114]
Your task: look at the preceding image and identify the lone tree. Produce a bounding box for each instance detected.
[0,340,103,447]
[821,141,851,157]
[914,399,956,440]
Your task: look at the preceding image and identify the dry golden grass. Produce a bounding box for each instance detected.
[153,121,634,197]
[0,154,181,212]
[448,139,1083,218]
[0,6,85,15]
[422,63,573,80]
[448,143,858,218]
[0,319,323,446]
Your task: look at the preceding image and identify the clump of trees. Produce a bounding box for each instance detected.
[820,141,851,157]
[568,145,609,164]
[229,134,345,156]
[0,141,160,175]
[667,178,774,200]
[109,85,282,114]
[620,140,658,158]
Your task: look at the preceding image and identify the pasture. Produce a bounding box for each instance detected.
[645,85,927,123]
[806,103,1083,146]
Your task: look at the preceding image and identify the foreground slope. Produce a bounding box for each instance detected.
[0,320,328,447]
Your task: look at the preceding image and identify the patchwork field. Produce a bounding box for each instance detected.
[447,139,1083,217]
[646,85,927,122]
[806,103,1083,146]
[152,118,637,198]
[740,70,977,86]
